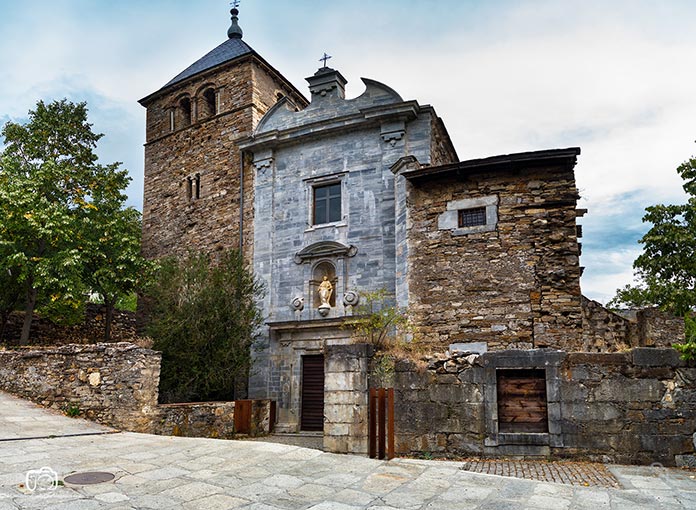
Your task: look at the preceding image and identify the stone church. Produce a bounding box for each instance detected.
[140,8,688,460]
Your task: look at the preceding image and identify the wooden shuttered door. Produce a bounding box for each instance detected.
[300,354,325,431]
[497,369,549,433]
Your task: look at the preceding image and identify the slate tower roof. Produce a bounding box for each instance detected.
[162,37,253,89]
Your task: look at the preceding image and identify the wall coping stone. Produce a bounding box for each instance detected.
[632,347,683,367]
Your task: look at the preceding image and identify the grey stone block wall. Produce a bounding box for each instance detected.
[244,70,445,406]
[390,348,696,465]
[323,344,371,454]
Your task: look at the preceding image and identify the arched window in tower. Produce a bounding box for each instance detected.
[201,88,217,118]
[178,97,192,127]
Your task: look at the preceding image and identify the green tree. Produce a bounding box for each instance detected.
[0,99,141,344]
[145,250,264,403]
[77,158,146,341]
[609,155,696,316]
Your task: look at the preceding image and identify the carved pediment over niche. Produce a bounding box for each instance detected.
[294,241,358,264]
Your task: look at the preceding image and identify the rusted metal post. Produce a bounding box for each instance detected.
[387,388,395,460]
[369,388,377,458]
[378,388,386,459]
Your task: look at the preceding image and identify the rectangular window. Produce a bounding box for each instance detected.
[313,183,341,225]
[497,369,548,433]
[458,207,486,228]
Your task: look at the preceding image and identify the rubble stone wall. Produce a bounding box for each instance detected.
[1,304,139,346]
[581,296,685,351]
[0,343,274,439]
[155,399,272,439]
[0,343,161,432]
[407,164,583,351]
[392,348,696,466]
[141,57,307,262]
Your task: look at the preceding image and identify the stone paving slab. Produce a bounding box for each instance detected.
[0,433,694,509]
[1,391,696,509]
[0,392,114,441]
[460,458,621,488]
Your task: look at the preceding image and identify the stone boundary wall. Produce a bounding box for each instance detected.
[0,343,273,439]
[2,304,139,345]
[0,343,161,432]
[155,399,272,439]
[392,347,696,466]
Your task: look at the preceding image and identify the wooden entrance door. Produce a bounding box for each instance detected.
[300,354,325,431]
[497,369,549,433]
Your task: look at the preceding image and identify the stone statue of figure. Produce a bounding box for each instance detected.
[318,276,333,307]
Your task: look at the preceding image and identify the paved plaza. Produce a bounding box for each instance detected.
[1,392,695,509]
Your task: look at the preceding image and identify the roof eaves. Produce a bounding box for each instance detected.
[403,147,581,181]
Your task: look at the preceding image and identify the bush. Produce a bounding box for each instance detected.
[145,250,264,403]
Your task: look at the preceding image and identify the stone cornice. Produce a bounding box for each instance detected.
[239,101,420,152]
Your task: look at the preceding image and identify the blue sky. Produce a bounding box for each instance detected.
[1,0,695,303]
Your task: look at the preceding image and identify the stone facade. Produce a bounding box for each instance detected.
[138,10,687,462]
[399,151,584,351]
[0,343,161,432]
[241,68,457,429]
[391,347,696,466]
[155,399,272,439]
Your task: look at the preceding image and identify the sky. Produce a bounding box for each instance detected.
[1,0,695,303]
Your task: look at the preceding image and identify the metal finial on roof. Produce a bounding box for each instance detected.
[319,53,332,68]
[227,1,243,39]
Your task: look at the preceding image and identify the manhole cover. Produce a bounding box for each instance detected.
[63,472,115,485]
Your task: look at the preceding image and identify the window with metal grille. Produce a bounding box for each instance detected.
[313,183,341,225]
[458,207,486,228]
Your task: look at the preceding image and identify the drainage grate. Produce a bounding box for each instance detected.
[63,472,115,486]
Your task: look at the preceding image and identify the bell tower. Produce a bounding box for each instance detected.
[139,6,308,261]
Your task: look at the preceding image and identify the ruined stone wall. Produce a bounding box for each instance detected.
[636,308,685,347]
[407,165,582,351]
[581,297,685,351]
[0,343,161,432]
[429,113,458,166]
[581,296,632,352]
[391,348,696,466]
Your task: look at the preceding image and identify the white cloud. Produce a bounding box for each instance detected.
[1,0,694,300]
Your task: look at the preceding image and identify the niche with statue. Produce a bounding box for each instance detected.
[312,261,337,316]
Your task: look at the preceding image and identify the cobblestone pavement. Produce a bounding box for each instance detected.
[1,392,696,509]
[460,458,621,488]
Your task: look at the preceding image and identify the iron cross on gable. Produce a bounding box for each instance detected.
[319,53,332,68]
[230,0,240,8]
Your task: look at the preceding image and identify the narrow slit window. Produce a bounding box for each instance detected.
[458,207,486,228]
[179,97,192,127]
[313,183,341,225]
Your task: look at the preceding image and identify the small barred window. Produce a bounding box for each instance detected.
[458,207,486,228]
